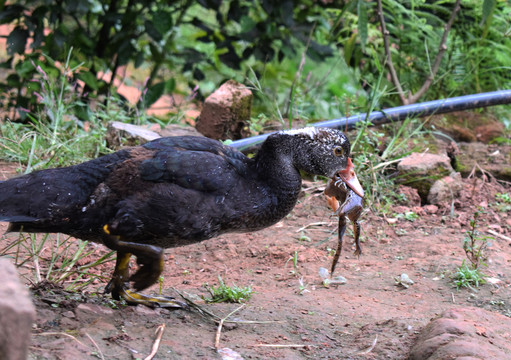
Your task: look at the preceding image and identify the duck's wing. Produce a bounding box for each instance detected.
[139,136,253,193]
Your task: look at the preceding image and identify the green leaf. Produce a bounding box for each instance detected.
[153,11,173,36]
[344,33,357,65]
[7,27,29,55]
[0,4,24,24]
[77,71,99,91]
[357,0,368,51]
[142,81,166,109]
[149,43,163,63]
[145,20,162,41]
[15,59,35,77]
[481,0,496,26]
[6,73,21,87]
[165,78,176,94]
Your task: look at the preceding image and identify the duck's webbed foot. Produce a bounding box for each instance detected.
[103,226,188,309]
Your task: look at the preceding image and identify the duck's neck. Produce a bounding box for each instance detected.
[253,133,304,219]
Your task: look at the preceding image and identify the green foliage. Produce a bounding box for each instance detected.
[0,232,115,292]
[452,210,493,290]
[453,259,486,290]
[202,276,253,304]
[355,0,511,105]
[463,211,491,270]
[493,193,511,212]
[1,0,345,117]
[285,250,300,275]
[396,211,420,222]
[0,52,162,169]
[495,192,511,203]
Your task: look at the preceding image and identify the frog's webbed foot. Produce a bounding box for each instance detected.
[103,225,188,309]
[330,217,347,275]
[353,220,362,258]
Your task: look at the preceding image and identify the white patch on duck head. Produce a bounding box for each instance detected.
[281,127,347,145]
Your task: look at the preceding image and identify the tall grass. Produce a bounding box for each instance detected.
[0,52,157,293]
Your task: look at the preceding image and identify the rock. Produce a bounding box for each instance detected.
[397,185,421,207]
[0,258,36,360]
[196,80,252,140]
[456,142,511,182]
[409,307,511,360]
[429,111,506,144]
[427,172,463,205]
[106,122,204,149]
[423,204,439,214]
[397,153,453,200]
[106,121,161,148]
[74,303,114,321]
[157,124,203,138]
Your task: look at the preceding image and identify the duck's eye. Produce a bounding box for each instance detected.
[333,146,344,157]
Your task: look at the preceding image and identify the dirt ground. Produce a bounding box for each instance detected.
[1,154,511,360]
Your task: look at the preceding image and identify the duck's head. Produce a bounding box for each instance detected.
[276,127,350,173]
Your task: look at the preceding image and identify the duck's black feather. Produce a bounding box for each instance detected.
[0,128,352,295]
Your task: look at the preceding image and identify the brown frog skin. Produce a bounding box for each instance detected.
[324,158,364,275]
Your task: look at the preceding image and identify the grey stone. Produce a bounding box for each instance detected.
[106,121,161,148]
[427,172,464,205]
[0,258,36,360]
[397,152,453,200]
[456,142,511,182]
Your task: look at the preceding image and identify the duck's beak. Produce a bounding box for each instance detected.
[338,158,364,198]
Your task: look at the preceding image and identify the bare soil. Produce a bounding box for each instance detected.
[1,159,511,360]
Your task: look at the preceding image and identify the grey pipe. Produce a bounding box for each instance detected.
[230,89,511,152]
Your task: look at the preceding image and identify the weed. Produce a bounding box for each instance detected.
[463,211,491,270]
[452,260,486,290]
[297,232,311,242]
[395,211,420,222]
[285,250,300,275]
[202,275,253,304]
[0,232,115,292]
[495,193,511,203]
[297,277,309,295]
[452,211,492,290]
[493,193,511,212]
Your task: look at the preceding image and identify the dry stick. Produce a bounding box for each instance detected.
[85,332,105,360]
[408,0,461,103]
[215,304,246,349]
[376,0,406,104]
[34,332,88,348]
[377,0,461,104]
[254,344,314,348]
[296,222,330,233]
[173,287,283,326]
[354,334,378,355]
[487,230,511,243]
[144,324,166,360]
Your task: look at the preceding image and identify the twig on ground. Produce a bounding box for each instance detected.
[253,344,315,348]
[172,287,221,321]
[85,332,105,360]
[487,230,511,243]
[296,222,330,232]
[173,287,284,326]
[34,332,88,348]
[215,304,245,349]
[144,324,166,360]
[354,335,378,355]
